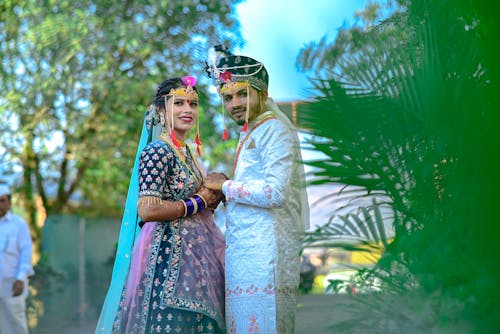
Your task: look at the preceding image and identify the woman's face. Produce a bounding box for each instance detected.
[163,96,199,135]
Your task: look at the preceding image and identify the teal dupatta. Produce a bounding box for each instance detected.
[95,117,151,334]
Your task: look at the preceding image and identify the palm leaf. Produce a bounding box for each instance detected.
[302,200,391,256]
[299,1,498,332]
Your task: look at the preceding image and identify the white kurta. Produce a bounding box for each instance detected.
[0,212,34,298]
[0,211,34,334]
[222,104,309,334]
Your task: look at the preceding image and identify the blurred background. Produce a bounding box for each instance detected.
[1,0,499,333]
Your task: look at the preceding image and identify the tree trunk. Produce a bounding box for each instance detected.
[21,136,42,255]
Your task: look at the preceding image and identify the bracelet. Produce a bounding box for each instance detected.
[184,198,196,216]
[181,194,207,217]
[190,197,199,214]
[193,194,208,208]
[180,200,188,218]
[193,195,206,212]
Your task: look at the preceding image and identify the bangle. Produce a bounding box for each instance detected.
[193,194,208,208]
[184,198,196,216]
[181,195,207,217]
[189,197,198,214]
[180,200,188,218]
[193,195,206,212]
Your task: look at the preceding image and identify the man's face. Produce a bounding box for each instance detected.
[0,195,10,218]
[221,84,267,126]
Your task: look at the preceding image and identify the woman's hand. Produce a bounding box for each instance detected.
[204,172,229,191]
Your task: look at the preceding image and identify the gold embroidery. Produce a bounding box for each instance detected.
[219,81,250,95]
[138,196,162,207]
[247,139,256,149]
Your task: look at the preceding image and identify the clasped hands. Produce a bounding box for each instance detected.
[197,172,230,210]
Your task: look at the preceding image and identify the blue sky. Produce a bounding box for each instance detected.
[234,0,370,102]
[232,0,380,230]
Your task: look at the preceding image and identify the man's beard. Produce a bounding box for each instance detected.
[230,109,247,126]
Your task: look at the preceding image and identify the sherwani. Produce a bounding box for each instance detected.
[222,107,309,334]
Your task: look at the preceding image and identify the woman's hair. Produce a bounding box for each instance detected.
[153,77,198,107]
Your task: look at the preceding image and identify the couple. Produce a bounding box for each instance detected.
[96,50,309,334]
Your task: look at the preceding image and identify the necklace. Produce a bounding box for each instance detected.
[159,132,204,183]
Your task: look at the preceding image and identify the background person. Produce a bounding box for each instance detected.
[0,184,34,334]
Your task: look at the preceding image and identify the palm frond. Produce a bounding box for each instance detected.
[302,200,392,253]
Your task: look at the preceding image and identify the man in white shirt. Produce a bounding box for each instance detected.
[0,184,34,334]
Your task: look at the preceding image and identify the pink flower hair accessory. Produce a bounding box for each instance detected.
[220,71,232,82]
[182,76,197,87]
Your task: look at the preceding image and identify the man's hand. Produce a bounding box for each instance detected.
[12,280,24,297]
[204,172,229,191]
[197,186,225,208]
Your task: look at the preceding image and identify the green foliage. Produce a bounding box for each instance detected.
[0,1,242,227]
[300,0,500,331]
[326,289,472,334]
[303,198,390,252]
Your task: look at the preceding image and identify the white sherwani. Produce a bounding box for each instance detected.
[222,101,309,334]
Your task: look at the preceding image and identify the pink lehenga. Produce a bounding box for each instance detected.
[111,139,225,334]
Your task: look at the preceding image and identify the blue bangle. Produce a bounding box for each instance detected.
[185,198,196,216]
[192,194,206,211]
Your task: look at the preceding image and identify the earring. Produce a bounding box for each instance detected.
[241,85,250,132]
[167,95,181,149]
[159,110,166,128]
[221,99,229,140]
